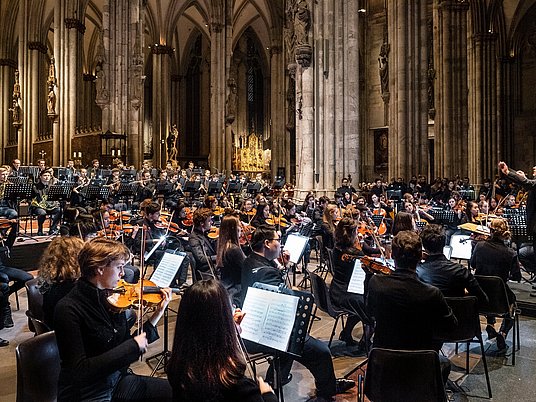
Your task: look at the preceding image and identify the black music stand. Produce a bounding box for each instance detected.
[386,189,401,201]
[120,170,137,182]
[19,166,39,183]
[83,185,111,209]
[226,181,242,194]
[184,180,201,197]
[243,282,314,402]
[272,177,285,190]
[5,183,36,241]
[117,183,137,209]
[207,181,223,195]
[246,182,261,196]
[8,176,29,185]
[156,182,174,197]
[459,189,476,200]
[46,184,74,232]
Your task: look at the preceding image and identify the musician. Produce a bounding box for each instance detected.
[31,169,61,235]
[185,161,195,178]
[0,167,18,221]
[216,214,246,306]
[470,218,521,351]
[417,224,487,304]
[302,193,317,219]
[167,279,276,402]
[132,170,155,209]
[38,236,85,329]
[9,159,21,178]
[366,230,457,383]
[250,202,270,228]
[318,204,339,250]
[87,159,100,179]
[240,198,256,224]
[479,178,493,199]
[313,195,329,225]
[461,200,480,225]
[53,238,173,401]
[241,225,355,399]
[392,211,417,236]
[341,191,353,208]
[37,158,47,174]
[331,218,373,351]
[0,276,9,347]
[188,208,217,279]
[336,177,356,198]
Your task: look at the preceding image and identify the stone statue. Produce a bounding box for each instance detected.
[47,88,56,115]
[225,78,237,124]
[167,124,179,161]
[95,65,108,100]
[378,42,390,100]
[294,0,310,47]
[13,69,20,100]
[9,100,21,125]
[47,58,56,88]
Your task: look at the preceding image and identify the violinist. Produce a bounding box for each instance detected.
[313,195,330,225]
[71,167,90,208]
[132,170,155,209]
[31,169,61,236]
[392,211,417,236]
[445,197,463,244]
[330,217,373,352]
[461,200,480,225]
[302,192,317,219]
[239,198,256,224]
[355,204,385,257]
[318,204,339,250]
[250,202,270,228]
[54,238,173,402]
[240,225,355,398]
[216,214,246,306]
[336,177,357,199]
[188,208,217,279]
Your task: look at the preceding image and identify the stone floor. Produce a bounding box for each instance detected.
[2,264,536,401]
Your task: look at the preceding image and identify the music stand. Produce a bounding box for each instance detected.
[386,189,401,201]
[120,170,137,182]
[155,182,174,196]
[184,180,201,195]
[82,185,111,209]
[246,182,261,196]
[207,181,223,195]
[272,177,285,190]
[226,181,242,194]
[283,233,310,287]
[19,166,39,183]
[5,183,36,241]
[242,282,313,401]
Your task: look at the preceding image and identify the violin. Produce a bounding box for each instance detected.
[239,224,255,246]
[360,255,392,275]
[266,215,289,228]
[106,279,181,311]
[0,218,16,229]
[213,206,225,216]
[182,207,193,227]
[109,210,133,223]
[207,226,219,239]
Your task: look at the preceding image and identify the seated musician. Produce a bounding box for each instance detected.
[71,167,90,208]
[9,159,21,177]
[318,204,339,249]
[366,230,457,383]
[330,218,373,352]
[31,169,61,235]
[313,195,329,225]
[417,224,487,304]
[392,211,417,235]
[132,170,155,210]
[0,167,18,245]
[336,177,356,198]
[250,202,270,228]
[301,193,317,219]
[188,207,217,279]
[53,238,173,402]
[470,218,521,351]
[240,225,355,400]
[0,276,9,347]
[239,198,256,224]
[460,200,480,227]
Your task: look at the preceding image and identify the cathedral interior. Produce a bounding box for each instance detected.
[1,0,536,194]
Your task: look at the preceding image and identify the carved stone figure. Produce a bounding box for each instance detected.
[295,0,310,47]
[378,42,390,101]
[95,65,109,101]
[47,58,56,88]
[47,88,56,115]
[225,78,237,124]
[13,69,20,100]
[167,124,179,161]
[9,100,21,126]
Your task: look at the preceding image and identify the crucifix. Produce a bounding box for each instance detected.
[39,150,46,160]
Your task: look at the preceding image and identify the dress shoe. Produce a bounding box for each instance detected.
[267,373,292,387]
[485,324,498,340]
[36,231,44,236]
[335,378,355,394]
[2,305,13,328]
[339,331,358,346]
[496,332,507,351]
[0,338,9,347]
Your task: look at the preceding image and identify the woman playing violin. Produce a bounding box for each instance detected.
[330,218,373,351]
[318,204,339,250]
[216,214,246,307]
[239,198,256,224]
[250,202,270,228]
[54,238,173,402]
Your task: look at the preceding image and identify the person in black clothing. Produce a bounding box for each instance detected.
[189,207,217,279]
[38,236,85,329]
[417,224,487,304]
[336,177,356,198]
[331,218,373,351]
[0,277,10,346]
[31,169,62,235]
[366,230,457,383]
[250,201,270,228]
[54,238,172,402]
[241,225,355,402]
[167,279,276,402]
[216,214,246,306]
[470,218,521,351]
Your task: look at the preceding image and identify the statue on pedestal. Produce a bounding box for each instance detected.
[167,124,179,161]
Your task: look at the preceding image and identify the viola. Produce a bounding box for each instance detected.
[107,279,181,311]
[360,255,392,275]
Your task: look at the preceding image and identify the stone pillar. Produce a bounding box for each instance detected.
[210,22,227,172]
[434,0,469,178]
[0,62,14,155]
[468,32,497,184]
[497,56,519,164]
[269,44,286,180]
[387,0,429,180]
[151,45,172,168]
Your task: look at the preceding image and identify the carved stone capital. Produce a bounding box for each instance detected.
[287,62,297,78]
[151,44,174,55]
[64,18,86,34]
[28,41,47,54]
[211,22,224,33]
[0,59,17,68]
[295,44,313,68]
[270,46,283,56]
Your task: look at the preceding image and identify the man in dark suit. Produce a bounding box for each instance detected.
[417,224,488,304]
[241,224,355,402]
[188,208,216,279]
[367,230,457,383]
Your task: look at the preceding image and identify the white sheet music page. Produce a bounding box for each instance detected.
[240,287,299,352]
[150,252,185,287]
[283,234,309,264]
[347,259,366,294]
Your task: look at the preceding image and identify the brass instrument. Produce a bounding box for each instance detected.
[31,194,56,209]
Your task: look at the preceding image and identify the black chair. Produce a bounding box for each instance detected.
[434,296,492,399]
[308,271,348,347]
[475,275,520,365]
[16,331,60,402]
[361,348,447,402]
[313,235,329,279]
[25,277,46,335]
[325,247,335,277]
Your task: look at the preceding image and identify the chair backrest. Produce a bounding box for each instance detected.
[434,296,480,343]
[474,275,511,315]
[309,271,340,319]
[16,331,60,402]
[325,248,335,275]
[365,348,447,402]
[25,277,44,322]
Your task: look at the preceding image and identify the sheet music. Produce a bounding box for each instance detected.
[241,287,299,352]
[347,259,366,294]
[283,234,309,264]
[150,252,185,287]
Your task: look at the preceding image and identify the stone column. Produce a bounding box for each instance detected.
[497,56,519,164]
[269,44,286,179]
[434,0,469,178]
[151,45,172,168]
[0,61,15,154]
[209,22,228,171]
[468,32,497,183]
[387,0,429,180]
